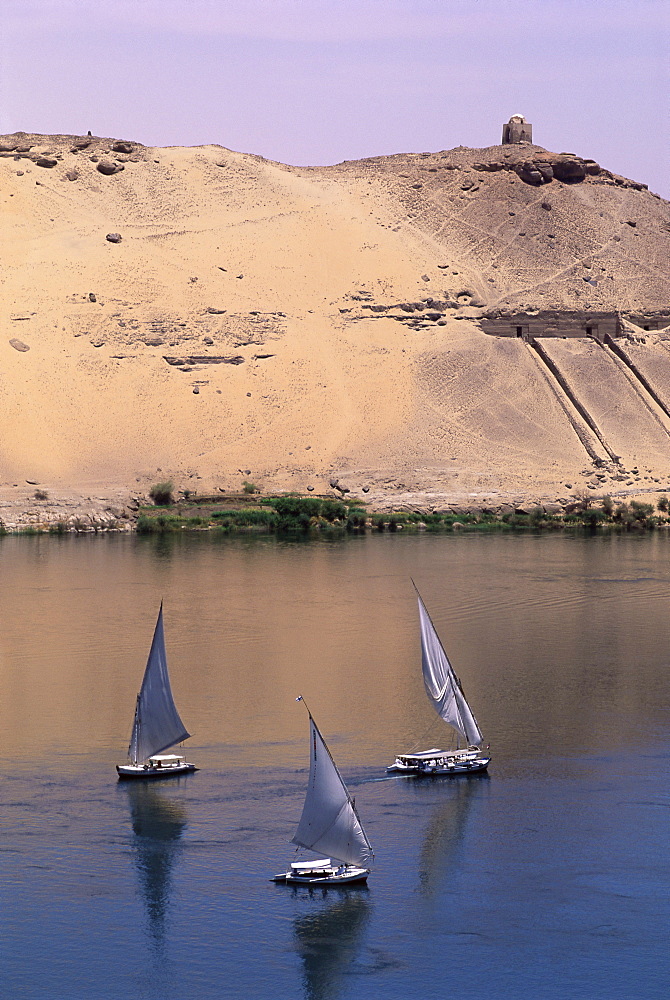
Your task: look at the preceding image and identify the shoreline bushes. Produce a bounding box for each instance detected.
[5,494,666,537]
[131,494,667,536]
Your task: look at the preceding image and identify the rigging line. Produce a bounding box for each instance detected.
[411,579,443,638]
[407,713,447,753]
[450,671,468,748]
[297,697,352,800]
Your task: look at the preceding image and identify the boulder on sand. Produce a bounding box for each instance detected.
[96,159,124,176]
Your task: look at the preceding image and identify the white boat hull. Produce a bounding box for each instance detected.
[387,747,490,776]
[116,762,198,780]
[272,864,369,886]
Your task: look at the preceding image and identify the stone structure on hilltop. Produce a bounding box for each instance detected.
[502,114,532,144]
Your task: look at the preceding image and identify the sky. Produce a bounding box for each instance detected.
[1,0,668,196]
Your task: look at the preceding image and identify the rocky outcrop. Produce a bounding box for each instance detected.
[96,158,124,176]
[163,355,245,367]
[0,491,135,533]
[470,150,647,191]
[515,159,554,185]
[472,160,505,172]
[472,152,598,186]
[551,156,587,182]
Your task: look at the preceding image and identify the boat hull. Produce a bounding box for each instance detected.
[116,762,198,780]
[272,865,369,886]
[387,748,490,776]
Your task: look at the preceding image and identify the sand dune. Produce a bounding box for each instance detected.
[1,131,669,519]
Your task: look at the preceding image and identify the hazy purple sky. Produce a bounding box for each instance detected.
[2,0,668,196]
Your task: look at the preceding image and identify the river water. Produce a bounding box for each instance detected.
[0,531,668,999]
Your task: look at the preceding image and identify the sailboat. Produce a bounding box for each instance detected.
[116,604,198,779]
[273,698,374,885]
[387,585,491,776]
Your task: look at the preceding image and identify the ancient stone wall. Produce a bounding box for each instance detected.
[624,313,670,332]
[480,311,620,342]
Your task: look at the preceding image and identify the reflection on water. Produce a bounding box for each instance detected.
[293,890,371,1000]
[2,531,670,767]
[1,533,669,999]
[417,774,489,898]
[123,779,189,951]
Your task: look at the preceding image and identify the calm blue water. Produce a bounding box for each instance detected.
[0,532,668,998]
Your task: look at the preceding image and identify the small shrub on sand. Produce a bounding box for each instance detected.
[149,481,174,506]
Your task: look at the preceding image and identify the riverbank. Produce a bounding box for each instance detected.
[2,487,670,536]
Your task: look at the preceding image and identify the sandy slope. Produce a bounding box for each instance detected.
[1,132,669,519]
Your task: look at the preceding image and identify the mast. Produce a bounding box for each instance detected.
[411,580,483,747]
[128,693,141,765]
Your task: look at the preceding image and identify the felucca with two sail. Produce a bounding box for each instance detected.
[117,604,198,779]
[388,585,490,776]
[273,698,374,885]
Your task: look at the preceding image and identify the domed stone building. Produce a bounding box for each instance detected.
[502,114,533,144]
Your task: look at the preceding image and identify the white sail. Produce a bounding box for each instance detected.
[128,605,190,765]
[417,592,483,746]
[292,715,373,868]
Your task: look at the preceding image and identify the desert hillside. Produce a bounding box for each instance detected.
[1,131,669,523]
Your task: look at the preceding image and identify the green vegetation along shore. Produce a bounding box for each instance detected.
[2,489,670,537]
[133,492,669,536]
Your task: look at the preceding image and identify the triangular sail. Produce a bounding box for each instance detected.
[417,591,483,746]
[292,715,373,868]
[128,605,190,765]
